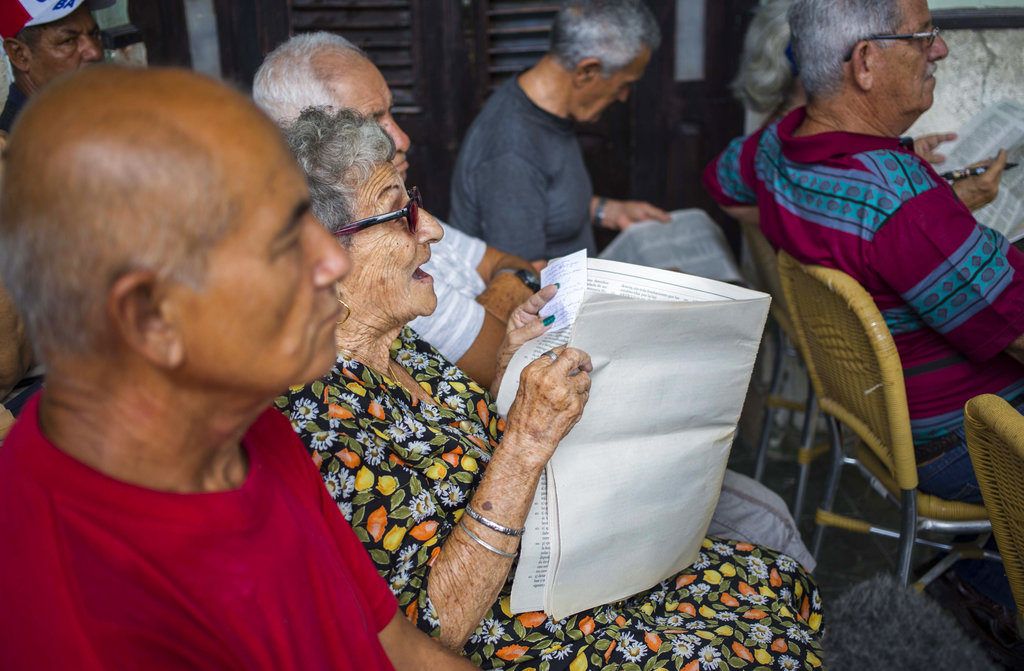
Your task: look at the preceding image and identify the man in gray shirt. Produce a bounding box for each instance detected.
[449,0,669,263]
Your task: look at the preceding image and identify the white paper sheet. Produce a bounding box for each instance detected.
[537,249,588,330]
[598,209,742,283]
[500,257,770,620]
[943,100,1024,242]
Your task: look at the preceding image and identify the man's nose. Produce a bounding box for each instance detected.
[80,35,104,63]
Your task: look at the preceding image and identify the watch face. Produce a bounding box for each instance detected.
[515,269,541,292]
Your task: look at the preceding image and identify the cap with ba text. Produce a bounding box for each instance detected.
[0,0,115,40]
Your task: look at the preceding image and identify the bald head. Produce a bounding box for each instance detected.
[0,65,299,360]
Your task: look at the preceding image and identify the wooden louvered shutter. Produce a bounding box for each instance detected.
[290,1,421,113]
[473,1,558,96]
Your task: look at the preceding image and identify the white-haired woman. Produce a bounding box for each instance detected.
[278,107,825,670]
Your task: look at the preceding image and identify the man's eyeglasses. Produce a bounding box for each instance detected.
[843,26,940,62]
[334,186,421,237]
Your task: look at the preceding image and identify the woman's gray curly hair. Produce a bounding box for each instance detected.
[283,107,396,237]
[731,0,795,116]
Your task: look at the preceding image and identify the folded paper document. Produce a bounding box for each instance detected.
[942,100,1024,242]
[495,253,770,620]
[598,209,742,283]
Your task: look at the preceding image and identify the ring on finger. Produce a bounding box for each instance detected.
[542,349,558,363]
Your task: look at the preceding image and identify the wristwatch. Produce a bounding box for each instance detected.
[496,267,541,293]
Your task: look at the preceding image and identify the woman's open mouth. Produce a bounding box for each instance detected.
[413,267,432,281]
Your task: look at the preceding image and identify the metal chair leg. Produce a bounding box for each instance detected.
[811,415,844,558]
[792,388,818,520]
[754,324,787,482]
[897,489,918,587]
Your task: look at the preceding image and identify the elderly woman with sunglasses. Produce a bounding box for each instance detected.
[278,108,824,670]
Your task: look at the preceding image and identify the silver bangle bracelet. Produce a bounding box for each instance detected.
[459,521,518,558]
[465,505,525,537]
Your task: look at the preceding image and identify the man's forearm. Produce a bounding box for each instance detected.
[1008,333,1024,366]
[722,205,760,227]
[377,611,477,670]
[476,246,535,282]
[455,312,507,389]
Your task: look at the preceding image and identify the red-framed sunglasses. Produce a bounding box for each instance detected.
[334,186,421,237]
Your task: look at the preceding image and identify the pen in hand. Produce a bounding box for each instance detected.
[941,162,1018,182]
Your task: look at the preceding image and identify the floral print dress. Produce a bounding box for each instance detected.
[278,327,825,670]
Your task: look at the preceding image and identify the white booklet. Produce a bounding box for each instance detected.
[942,99,1024,242]
[598,209,743,284]
[495,252,770,620]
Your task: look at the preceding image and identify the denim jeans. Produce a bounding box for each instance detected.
[916,394,1024,504]
[917,441,983,503]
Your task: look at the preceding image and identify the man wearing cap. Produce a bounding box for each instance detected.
[1,0,106,132]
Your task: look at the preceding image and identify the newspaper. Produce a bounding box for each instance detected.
[598,209,743,283]
[942,100,1024,242]
[495,254,770,620]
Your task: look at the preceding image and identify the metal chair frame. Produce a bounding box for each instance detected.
[741,221,826,519]
[777,251,992,586]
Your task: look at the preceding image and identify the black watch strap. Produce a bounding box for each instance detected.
[497,267,541,292]
[514,268,541,292]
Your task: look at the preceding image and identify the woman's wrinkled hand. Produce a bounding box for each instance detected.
[953,149,1008,212]
[490,285,557,395]
[503,346,592,472]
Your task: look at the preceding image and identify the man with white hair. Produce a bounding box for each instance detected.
[254,32,541,389]
[706,0,1024,505]
[449,0,671,263]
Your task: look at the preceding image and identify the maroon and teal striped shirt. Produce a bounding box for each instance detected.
[703,107,1024,451]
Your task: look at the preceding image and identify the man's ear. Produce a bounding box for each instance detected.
[572,57,604,87]
[3,38,32,74]
[849,41,875,92]
[106,270,185,369]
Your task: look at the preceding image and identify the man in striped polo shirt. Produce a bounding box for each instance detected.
[704,0,1024,505]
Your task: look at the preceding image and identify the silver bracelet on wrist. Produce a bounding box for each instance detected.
[465,505,525,537]
[459,521,519,558]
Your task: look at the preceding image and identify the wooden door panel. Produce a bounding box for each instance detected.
[238,0,752,235]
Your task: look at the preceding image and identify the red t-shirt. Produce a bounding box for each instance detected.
[0,395,398,670]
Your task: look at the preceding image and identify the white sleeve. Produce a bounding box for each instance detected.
[411,222,488,361]
[409,276,485,362]
[428,223,487,295]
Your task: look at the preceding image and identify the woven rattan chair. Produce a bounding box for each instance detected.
[777,251,991,585]
[965,394,1024,633]
[739,220,825,518]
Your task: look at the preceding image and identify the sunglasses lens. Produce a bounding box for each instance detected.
[406,187,420,233]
